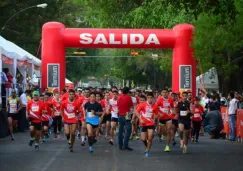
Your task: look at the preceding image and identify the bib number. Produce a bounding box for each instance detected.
[87,112,95,118]
[194,113,201,118]
[54,111,61,116]
[144,112,152,118]
[32,105,39,112]
[180,111,187,116]
[67,113,75,119]
[10,104,17,113]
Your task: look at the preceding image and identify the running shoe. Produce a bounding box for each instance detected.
[180,140,184,148]
[135,136,140,140]
[183,146,188,154]
[89,146,93,153]
[35,145,39,151]
[145,151,150,157]
[69,145,73,152]
[109,140,114,145]
[68,140,71,145]
[164,145,170,152]
[172,140,176,146]
[81,141,85,146]
[130,136,133,140]
[11,135,15,141]
[29,139,34,146]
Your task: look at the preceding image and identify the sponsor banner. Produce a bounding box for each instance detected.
[179,65,192,92]
[47,64,59,88]
[2,55,13,64]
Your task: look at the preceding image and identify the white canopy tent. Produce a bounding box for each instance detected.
[0,36,41,98]
[196,67,219,90]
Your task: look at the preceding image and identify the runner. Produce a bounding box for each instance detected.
[171,92,179,146]
[51,91,62,139]
[61,89,80,152]
[191,97,204,143]
[129,90,139,140]
[95,92,104,137]
[175,91,192,153]
[156,88,174,152]
[79,88,90,146]
[84,92,103,153]
[41,93,52,143]
[133,92,158,157]
[26,91,43,151]
[6,89,22,140]
[101,92,111,139]
[108,90,119,145]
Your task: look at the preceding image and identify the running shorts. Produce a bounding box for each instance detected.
[159,119,172,125]
[111,117,118,123]
[141,125,155,132]
[102,114,111,124]
[30,122,42,131]
[86,122,99,129]
[178,119,191,130]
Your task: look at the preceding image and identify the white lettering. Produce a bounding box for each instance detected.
[52,66,58,87]
[122,34,128,44]
[184,67,190,88]
[80,33,92,44]
[130,34,144,44]
[94,33,108,44]
[145,34,160,44]
[109,34,121,44]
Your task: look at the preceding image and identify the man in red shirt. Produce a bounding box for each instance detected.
[117,87,133,151]
[51,91,62,139]
[26,91,43,151]
[156,88,174,152]
[41,93,52,143]
[191,97,204,142]
[133,92,158,157]
[61,89,80,152]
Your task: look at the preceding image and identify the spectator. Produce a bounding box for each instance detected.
[19,90,29,131]
[228,91,238,141]
[4,68,13,100]
[117,87,133,151]
[220,93,228,106]
[203,104,223,139]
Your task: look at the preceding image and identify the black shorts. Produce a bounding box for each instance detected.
[42,121,49,127]
[178,119,191,130]
[102,114,111,124]
[141,126,155,132]
[8,113,19,120]
[172,119,178,127]
[159,119,172,125]
[30,122,42,131]
[111,117,118,123]
[86,122,99,129]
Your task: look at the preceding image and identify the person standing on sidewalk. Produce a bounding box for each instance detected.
[117,87,134,151]
[228,91,239,141]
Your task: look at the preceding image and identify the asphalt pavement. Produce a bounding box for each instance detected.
[0,132,242,171]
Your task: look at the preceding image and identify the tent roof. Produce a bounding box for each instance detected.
[65,78,72,84]
[0,36,41,66]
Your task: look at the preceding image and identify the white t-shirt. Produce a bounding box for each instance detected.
[109,99,118,118]
[130,97,137,113]
[228,98,238,115]
[201,96,209,108]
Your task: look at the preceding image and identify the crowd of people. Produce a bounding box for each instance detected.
[2,85,243,157]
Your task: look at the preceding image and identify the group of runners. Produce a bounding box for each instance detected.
[7,86,205,157]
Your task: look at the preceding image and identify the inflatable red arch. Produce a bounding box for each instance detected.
[42,22,196,95]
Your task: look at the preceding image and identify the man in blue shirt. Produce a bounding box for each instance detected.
[84,92,103,153]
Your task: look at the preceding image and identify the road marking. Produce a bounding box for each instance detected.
[40,144,65,171]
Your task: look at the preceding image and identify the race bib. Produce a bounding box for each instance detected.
[180,111,187,116]
[32,105,39,112]
[111,112,118,118]
[10,104,17,113]
[67,113,75,119]
[159,107,169,114]
[54,111,61,116]
[144,112,152,118]
[87,112,95,118]
[194,114,201,118]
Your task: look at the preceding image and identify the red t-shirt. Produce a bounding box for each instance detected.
[78,97,90,121]
[191,105,204,122]
[156,97,174,120]
[27,100,43,123]
[42,100,52,121]
[117,94,133,116]
[136,102,158,126]
[61,99,80,124]
[51,98,62,117]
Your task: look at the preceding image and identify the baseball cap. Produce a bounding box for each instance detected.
[32,91,39,96]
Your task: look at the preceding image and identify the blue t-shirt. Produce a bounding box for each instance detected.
[84,102,103,125]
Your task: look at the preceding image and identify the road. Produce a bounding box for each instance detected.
[0,132,242,171]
